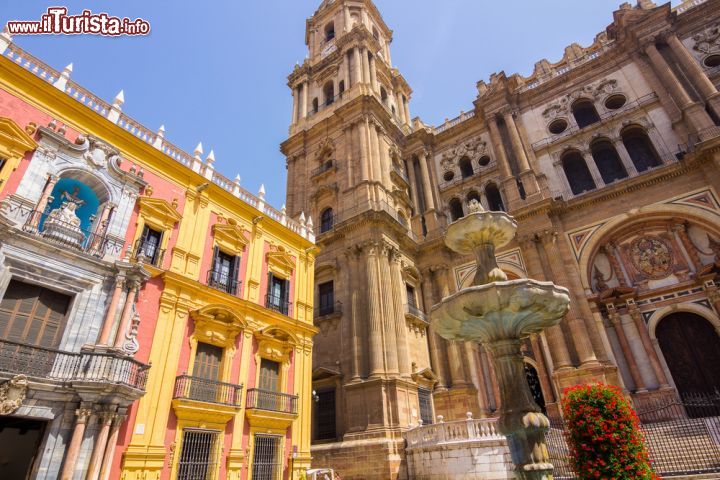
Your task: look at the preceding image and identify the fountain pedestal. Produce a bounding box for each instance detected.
[430,200,570,480]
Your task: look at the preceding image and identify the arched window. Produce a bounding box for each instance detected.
[485,183,505,212]
[380,87,388,104]
[459,156,473,179]
[572,99,601,129]
[561,150,596,195]
[449,198,464,221]
[372,27,380,41]
[466,190,481,205]
[324,22,335,42]
[621,126,661,172]
[590,138,627,184]
[320,208,334,233]
[323,82,335,107]
[338,80,345,95]
[312,98,319,114]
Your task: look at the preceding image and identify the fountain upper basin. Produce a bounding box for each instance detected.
[430,279,570,343]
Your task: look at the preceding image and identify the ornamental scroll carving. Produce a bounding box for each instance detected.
[692,24,720,54]
[542,78,619,119]
[440,137,488,172]
[0,375,28,415]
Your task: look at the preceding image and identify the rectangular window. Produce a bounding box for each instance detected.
[266,273,290,315]
[314,388,336,442]
[251,435,281,480]
[406,284,417,309]
[177,429,221,480]
[259,359,280,392]
[0,280,71,348]
[318,281,334,316]
[190,343,223,403]
[209,247,240,295]
[418,388,433,425]
[137,225,163,266]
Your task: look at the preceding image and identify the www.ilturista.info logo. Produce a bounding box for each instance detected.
[6,7,150,36]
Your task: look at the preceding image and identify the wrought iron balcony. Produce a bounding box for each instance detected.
[265,293,292,317]
[173,375,243,407]
[405,304,428,323]
[0,339,149,391]
[22,209,123,258]
[315,301,342,318]
[206,270,241,296]
[128,238,165,268]
[246,388,298,415]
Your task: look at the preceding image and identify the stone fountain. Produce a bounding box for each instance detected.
[430,200,570,480]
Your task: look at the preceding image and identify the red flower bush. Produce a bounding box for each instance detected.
[562,384,658,480]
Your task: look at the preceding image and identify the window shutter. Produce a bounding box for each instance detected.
[0,280,70,348]
[232,256,241,287]
[268,272,275,302]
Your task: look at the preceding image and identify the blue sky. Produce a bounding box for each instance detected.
[1,1,680,208]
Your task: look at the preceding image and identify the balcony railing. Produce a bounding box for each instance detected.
[22,209,123,258]
[405,304,428,323]
[129,238,165,268]
[311,160,336,179]
[0,339,149,390]
[265,293,292,316]
[405,417,503,449]
[315,301,342,318]
[246,388,298,415]
[313,200,416,241]
[173,375,243,407]
[206,270,241,296]
[390,163,409,185]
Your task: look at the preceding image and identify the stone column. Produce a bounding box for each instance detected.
[378,245,399,375]
[343,55,351,93]
[365,243,385,377]
[612,139,639,177]
[539,232,598,366]
[519,236,573,369]
[99,411,126,480]
[361,48,371,85]
[346,249,362,381]
[487,118,512,179]
[390,249,411,377]
[608,309,646,392]
[417,149,435,211]
[375,125,391,187]
[605,244,629,288]
[86,410,115,480]
[97,277,125,345]
[530,334,556,405]
[403,98,411,125]
[358,120,370,182]
[343,5,352,32]
[582,151,605,189]
[406,158,420,214]
[422,272,448,389]
[353,47,362,86]
[292,86,299,123]
[113,279,140,348]
[503,112,531,173]
[369,51,378,92]
[300,82,308,119]
[628,305,670,389]
[673,222,702,271]
[395,92,406,124]
[667,34,720,118]
[60,407,93,480]
[28,174,58,230]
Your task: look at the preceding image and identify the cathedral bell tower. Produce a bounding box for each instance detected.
[281,2,433,479]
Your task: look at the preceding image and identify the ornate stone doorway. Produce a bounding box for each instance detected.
[656,312,720,397]
[0,416,46,479]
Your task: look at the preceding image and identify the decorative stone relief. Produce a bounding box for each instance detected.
[629,236,674,280]
[692,24,720,54]
[0,375,28,415]
[439,137,488,172]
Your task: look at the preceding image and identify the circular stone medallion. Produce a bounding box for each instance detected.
[629,236,673,279]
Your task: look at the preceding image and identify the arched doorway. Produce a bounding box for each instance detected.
[656,312,720,397]
[524,362,546,413]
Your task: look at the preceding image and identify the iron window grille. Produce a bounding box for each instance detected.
[177,428,221,480]
[251,434,282,480]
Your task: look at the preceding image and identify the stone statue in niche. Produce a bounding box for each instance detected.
[0,375,28,415]
[42,200,86,248]
[629,236,673,279]
[593,266,608,292]
[708,236,720,261]
[60,187,86,207]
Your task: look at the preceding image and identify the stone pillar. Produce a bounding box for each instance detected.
[539,232,598,366]
[583,151,605,189]
[395,92,406,124]
[390,249,411,377]
[352,47,362,86]
[378,245,399,375]
[358,120,370,182]
[300,82,308,119]
[99,411,125,480]
[422,272,448,389]
[673,222,702,271]
[343,5,352,32]
[113,279,140,348]
[667,34,720,118]
[608,308,646,392]
[361,48,371,85]
[519,236,573,369]
[60,407,93,480]
[343,55,351,93]
[365,243,385,377]
[292,86,299,123]
[28,174,58,230]
[403,97,411,125]
[645,43,713,132]
[368,119,382,183]
[86,410,115,480]
[375,125,391,187]
[628,305,670,389]
[448,341,469,387]
[417,149,435,211]
[503,112,531,173]
[346,249,362,381]
[97,277,125,345]
[530,334,556,405]
[406,158,420,214]
[605,244,629,287]
[487,118,512,180]
[612,139,639,177]
[369,52,378,93]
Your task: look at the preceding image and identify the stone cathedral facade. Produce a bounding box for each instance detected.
[281,0,720,478]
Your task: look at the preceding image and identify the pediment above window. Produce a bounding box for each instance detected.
[213,221,249,253]
[190,304,247,347]
[0,117,37,157]
[266,247,295,278]
[137,196,182,229]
